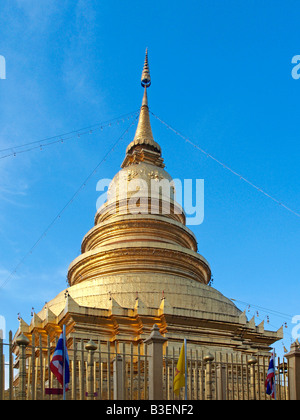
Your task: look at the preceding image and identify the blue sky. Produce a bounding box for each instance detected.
[0,0,300,357]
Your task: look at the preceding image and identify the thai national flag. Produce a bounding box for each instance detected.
[50,330,70,391]
[265,352,275,399]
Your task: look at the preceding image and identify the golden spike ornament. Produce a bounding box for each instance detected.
[141,48,151,88]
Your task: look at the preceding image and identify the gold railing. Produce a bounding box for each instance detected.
[0,329,292,400]
[0,333,149,400]
[163,348,289,400]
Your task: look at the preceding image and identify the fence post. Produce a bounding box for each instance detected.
[113,354,124,400]
[216,364,226,400]
[204,353,214,400]
[144,324,167,400]
[85,339,97,400]
[286,341,300,400]
[16,334,30,400]
[0,338,3,400]
[9,331,13,400]
[248,357,257,400]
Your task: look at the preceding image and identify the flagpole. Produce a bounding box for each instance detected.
[273,348,277,400]
[184,338,187,401]
[63,324,66,401]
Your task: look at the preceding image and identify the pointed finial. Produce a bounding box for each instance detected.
[141,48,151,88]
[121,48,162,164]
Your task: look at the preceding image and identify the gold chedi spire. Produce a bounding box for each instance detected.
[124,49,161,159]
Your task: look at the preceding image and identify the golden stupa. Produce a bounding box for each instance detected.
[15,50,282,356]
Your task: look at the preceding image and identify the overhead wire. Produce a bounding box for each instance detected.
[3,108,299,219]
[151,111,300,219]
[230,297,294,347]
[0,115,138,290]
[230,298,293,321]
[0,110,139,159]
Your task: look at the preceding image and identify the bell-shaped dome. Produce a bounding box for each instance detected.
[95,162,185,225]
[108,162,174,202]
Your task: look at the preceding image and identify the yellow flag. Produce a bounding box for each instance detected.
[173,342,185,396]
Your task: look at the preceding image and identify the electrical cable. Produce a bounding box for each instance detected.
[151,111,300,219]
[0,110,139,159]
[0,116,138,290]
